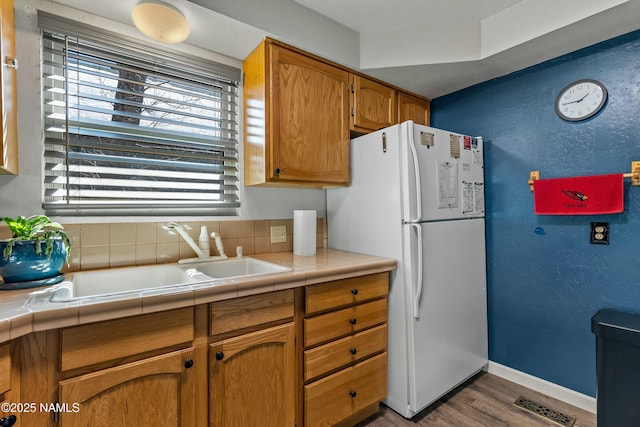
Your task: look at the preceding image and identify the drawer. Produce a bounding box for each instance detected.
[304,298,387,348]
[0,343,9,395]
[210,289,294,336]
[61,307,194,372]
[304,352,387,427]
[306,273,388,315]
[304,324,387,382]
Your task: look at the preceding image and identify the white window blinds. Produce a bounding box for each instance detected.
[39,14,240,216]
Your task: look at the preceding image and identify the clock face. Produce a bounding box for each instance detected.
[555,79,607,121]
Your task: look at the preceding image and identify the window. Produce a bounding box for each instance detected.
[39,13,240,216]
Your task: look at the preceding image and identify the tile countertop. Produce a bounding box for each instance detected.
[0,249,396,344]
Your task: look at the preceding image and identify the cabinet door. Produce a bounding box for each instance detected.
[210,323,295,427]
[0,343,15,425]
[398,91,430,126]
[270,45,350,185]
[0,0,18,175]
[0,343,9,396]
[350,75,396,133]
[59,348,196,427]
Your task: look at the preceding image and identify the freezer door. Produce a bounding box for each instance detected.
[399,121,484,222]
[403,218,488,415]
[327,124,403,256]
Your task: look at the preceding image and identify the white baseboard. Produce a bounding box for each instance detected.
[486,362,596,414]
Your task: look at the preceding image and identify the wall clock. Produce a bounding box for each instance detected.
[555,79,607,121]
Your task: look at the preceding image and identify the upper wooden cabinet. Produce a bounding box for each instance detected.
[0,0,17,175]
[244,39,350,187]
[243,38,431,188]
[350,74,396,133]
[398,91,431,126]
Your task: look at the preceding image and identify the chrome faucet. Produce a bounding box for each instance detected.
[166,222,208,258]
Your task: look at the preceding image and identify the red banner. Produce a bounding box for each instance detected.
[533,174,624,215]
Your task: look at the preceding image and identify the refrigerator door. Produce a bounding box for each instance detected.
[327,125,403,256]
[399,121,484,222]
[402,217,488,415]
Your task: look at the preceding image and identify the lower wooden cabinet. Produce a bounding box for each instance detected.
[0,342,16,426]
[58,348,197,427]
[8,272,390,426]
[303,273,389,426]
[0,343,10,396]
[209,323,296,427]
[305,352,387,426]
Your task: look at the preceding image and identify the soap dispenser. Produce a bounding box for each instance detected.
[198,225,210,256]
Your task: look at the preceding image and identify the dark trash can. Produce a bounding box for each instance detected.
[592,309,640,427]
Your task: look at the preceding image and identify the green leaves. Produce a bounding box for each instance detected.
[1,215,70,260]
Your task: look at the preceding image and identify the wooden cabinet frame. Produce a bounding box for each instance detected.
[10,274,389,426]
[243,37,429,188]
[0,0,18,175]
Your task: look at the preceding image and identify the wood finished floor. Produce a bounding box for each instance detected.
[356,372,596,427]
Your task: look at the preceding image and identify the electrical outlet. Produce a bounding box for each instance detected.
[590,222,609,245]
[270,225,287,244]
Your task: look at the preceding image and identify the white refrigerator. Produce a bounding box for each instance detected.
[327,121,488,418]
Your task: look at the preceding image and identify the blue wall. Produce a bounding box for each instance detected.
[431,30,640,397]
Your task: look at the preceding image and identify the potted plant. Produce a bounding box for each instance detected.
[0,215,70,286]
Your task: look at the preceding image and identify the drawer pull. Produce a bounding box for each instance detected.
[184,359,194,369]
[349,390,357,398]
[349,318,357,325]
[349,347,357,355]
[215,351,224,361]
[351,288,358,295]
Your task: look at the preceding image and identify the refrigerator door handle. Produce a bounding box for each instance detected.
[409,223,423,319]
[407,129,422,222]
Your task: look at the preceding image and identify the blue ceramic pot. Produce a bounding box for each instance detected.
[0,239,67,283]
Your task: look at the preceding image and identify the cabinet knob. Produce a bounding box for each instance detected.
[274,167,281,175]
[349,390,357,398]
[0,415,17,427]
[215,351,224,361]
[349,347,357,355]
[184,359,194,369]
[351,288,358,295]
[349,318,357,325]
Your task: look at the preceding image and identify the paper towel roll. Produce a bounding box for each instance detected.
[293,210,316,256]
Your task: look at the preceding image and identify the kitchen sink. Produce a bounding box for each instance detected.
[49,257,291,302]
[50,264,208,302]
[184,257,291,279]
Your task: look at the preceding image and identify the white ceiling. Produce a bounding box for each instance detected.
[43,0,640,99]
[293,0,521,33]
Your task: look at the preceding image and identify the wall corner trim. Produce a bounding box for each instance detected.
[485,361,597,414]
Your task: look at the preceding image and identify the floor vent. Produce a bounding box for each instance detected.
[513,396,576,427]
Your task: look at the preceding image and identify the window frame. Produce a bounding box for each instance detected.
[38,12,241,217]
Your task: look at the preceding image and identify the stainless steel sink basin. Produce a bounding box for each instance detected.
[50,264,208,302]
[49,258,291,302]
[186,257,291,279]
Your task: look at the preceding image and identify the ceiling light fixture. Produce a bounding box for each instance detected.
[131,0,190,44]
